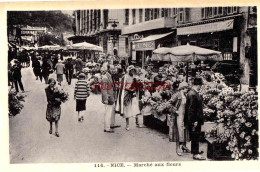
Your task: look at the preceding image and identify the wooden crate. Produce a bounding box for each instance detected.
[206,138,232,160]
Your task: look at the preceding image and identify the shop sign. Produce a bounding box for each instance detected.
[132,34,143,41]
[135,41,155,51]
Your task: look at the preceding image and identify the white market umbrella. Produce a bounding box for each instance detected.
[69,42,103,52]
[153,45,223,62]
[39,44,61,50]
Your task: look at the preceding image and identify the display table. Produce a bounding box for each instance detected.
[143,115,169,134]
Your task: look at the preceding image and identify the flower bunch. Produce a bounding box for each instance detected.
[203,107,216,121]
[215,91,258,160]
[8,90,26,117]
[54,87,69,103]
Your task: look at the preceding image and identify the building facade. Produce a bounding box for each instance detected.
[175,7,256,86]
[122,8,178,68]
[8,25,46,47]
[72,7,257,88]
[70,9,127,58]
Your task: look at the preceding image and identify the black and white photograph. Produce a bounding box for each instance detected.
[6,5,258,165]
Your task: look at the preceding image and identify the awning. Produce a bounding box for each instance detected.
[177,19,234,36]
[135,32,173,51]
[135,32,173,43]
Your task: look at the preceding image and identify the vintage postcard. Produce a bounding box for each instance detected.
[0,0,259,172]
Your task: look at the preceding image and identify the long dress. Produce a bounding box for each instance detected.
[116,74,140,118]
[45,86,61,122]
[168,92,189,142]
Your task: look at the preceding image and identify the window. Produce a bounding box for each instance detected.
[201,8,205,18]
[173,8,178,15]
[98,10,101,30]
[125,9,129,25]
[103,9,108,29]
[87,10,89,32]
[154,8,159,19]
[125,37,129,53]
[150,9,154,20]
[227,7,232,14]
[161,8,165,17]
[167,8,172,17]
[145,9,150,21]
[179,8,184,22]
[90,10,93,31]
[139,9,143,23]
[233,6,238,13]
[218,7,223,15]
[132,9,136,24]
[213,7,218,16]
[208,7,213,17]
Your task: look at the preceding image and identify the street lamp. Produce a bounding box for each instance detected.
[108,20,119,54]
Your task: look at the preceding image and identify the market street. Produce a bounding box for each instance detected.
[9,67,208,163]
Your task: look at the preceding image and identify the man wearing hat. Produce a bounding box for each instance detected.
[154,67,167,89]
[65,58,74,85]
[184,77,206,160]
[101,64,121,133]
[55,59,65,86]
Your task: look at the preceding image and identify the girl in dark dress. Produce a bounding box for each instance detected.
[45,78,61,137]
[33,57,42,81]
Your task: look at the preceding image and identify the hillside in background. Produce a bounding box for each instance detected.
[7,11,73,34]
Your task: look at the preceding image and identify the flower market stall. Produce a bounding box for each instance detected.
[141,45,258,160]
[153,45,223,81]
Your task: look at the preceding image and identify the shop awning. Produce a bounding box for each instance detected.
[177,19,234,36]
[135,32,173,51]
[135,32,174,43]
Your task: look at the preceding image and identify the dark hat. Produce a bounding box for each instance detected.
[193,77,203,86]
[78,73,86,78]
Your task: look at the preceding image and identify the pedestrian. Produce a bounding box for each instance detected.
[55,60,65,86]
[32,57,42,81]
[65,58,74,85]
[134,68,146,128]
[11,60,25,92]
[74,73,90,122]
[154,67,167,87]
[41,58,52,84]
[75,56,84,75]
[45,78,61,137]
[52,55,58,70]
[184,77,206,160]
[8,62,13,88]
[168,81,190,156]
[101,65,121,133]
[116,65,140,131]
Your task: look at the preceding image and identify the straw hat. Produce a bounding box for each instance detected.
[178,81,189,90]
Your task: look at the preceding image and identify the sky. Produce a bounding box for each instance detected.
[61,10,73,16]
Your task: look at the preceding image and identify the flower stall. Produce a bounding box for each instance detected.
[9,90,26,118]
[140,61,258,160]
[204,89,258,160]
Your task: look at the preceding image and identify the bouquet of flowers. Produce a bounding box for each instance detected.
[8,90,26,117]
[53,87,69,104]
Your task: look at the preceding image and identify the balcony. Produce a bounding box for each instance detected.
[122,17,176,35]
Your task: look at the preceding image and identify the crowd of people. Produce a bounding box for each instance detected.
[8,49,208,160]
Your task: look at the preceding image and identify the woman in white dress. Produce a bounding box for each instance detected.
[116,65,140,130]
